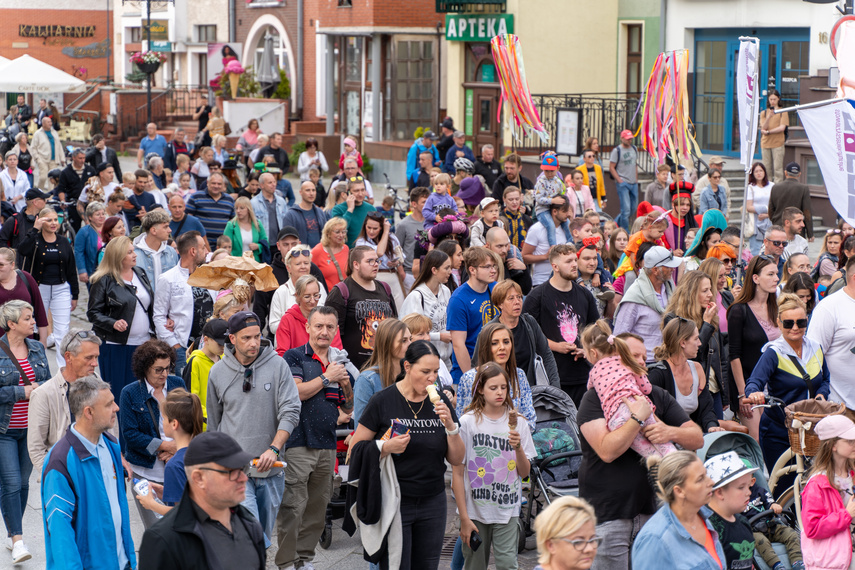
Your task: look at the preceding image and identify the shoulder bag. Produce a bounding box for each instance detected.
[0,341,32,385]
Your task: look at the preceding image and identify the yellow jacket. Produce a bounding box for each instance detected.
[575,163,606,208]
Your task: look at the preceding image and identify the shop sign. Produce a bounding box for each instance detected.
[465,89,474,137]
[19,25,96,38]
[151,41,172,52]
[62,39,110,59]
[148,20,169,41]
[445,14,513,42]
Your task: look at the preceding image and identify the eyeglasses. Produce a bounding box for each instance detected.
[782,318,808,330]
[557,537,603,551]
[197,466,246,482]
[347,176,364,182]
[478,264,498,271]
[152,366,169,376]
[302,293,322,301]
[243,367,253,392]
[767,240,788,247]
[363,258,380,266]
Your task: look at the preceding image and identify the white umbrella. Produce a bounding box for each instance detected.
[0,54,85,93]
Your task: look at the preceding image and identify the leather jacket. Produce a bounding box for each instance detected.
[86,267,154,344]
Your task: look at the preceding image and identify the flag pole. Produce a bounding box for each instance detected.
[736,38,760,286]
[773,97,848,115]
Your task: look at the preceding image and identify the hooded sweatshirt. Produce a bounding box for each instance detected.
[186,348,217,421]
[133,232,179,295]
[206,340,301,456]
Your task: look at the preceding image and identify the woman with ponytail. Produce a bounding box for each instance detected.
[581,320,677,459]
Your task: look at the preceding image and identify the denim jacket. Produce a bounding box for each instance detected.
[119,375,185,467]
[632,504,727,570]
[0,335,50,433]
[252,192,289,241]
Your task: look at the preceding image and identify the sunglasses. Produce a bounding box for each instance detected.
[347,176,364,182]
[781,318,808,330]
[243,368,253,392]
[827,229,843,234]
[722,258,736,265]
[287,249,311,260]
[767,240,788,247]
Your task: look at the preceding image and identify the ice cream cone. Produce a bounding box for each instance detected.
[426,384,441,406]
[228,72,240,98]
[508,410,518,430]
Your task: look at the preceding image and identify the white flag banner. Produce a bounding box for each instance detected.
[798,99,855,227]
[736,39,760,169]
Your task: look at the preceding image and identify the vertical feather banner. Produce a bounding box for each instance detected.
[490,34,549,143]
[634,49,700,164]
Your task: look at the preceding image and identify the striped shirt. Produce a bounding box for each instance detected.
[8,358,34,429]
[185,190,235,247]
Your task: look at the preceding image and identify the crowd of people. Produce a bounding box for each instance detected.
[0,103,852,570]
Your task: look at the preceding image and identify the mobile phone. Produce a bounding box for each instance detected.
[470,530,483,552]
[390,419,409,437]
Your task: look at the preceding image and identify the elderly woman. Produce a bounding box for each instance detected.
[311,217,349,291]
[746,293,830,478]
[75,202,107,287]
[119,339,184,529]
[268,245,327,334]
[297,138,329,181]
[632,451,725,569]
[0,300,49,563]
[211,135,229,167]
[87,236,155,403]
[489,279,559,388]
[17,207,79,364]
[533,497,600,570]
[274,275,340,355]
[0,151,30,212]
[10,133,33,187]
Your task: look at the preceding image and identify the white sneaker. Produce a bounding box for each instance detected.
[11,541,31,563]
[46,336,55,349]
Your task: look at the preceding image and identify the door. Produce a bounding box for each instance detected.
[472,87,500,155]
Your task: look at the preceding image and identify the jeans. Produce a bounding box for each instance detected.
[591,513,652,570]
[39,282,72,368]
[451,538,464,570]
[0,428,32,537]
[173,347,187,377]
[242,470,285,548]
[615,182,639,231]
[99,343,139,449]
[536,211,572,246]
[381,491,447,570]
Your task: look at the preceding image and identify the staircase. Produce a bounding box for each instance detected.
[120,115,197,155]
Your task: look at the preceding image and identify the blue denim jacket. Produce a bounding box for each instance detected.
[0,335,50,433]
[119,375,185,466]
[632,504,727,570]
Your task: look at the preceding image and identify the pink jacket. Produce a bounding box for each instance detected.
[587,356,653,421]
[801,471,854,570]
[566,183,596,218]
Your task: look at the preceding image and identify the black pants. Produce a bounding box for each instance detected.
[381,491,447,570]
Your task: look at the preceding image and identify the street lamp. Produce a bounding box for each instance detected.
[123,0,174,124]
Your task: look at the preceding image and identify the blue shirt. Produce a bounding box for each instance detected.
[446,281,497,382]
[170,214,207,237]
[140,134,168,158]
[124,191,158,229]
[185,190,236,248]
[70,424,129,570]
[161,447,188,506]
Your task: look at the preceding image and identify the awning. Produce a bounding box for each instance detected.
[0,54,85,93]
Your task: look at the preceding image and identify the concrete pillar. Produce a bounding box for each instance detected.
[326,34,335,136]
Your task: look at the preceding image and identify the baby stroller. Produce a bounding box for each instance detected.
[699,431,800,570]
[318,428,352,549]
[518,386,583,552]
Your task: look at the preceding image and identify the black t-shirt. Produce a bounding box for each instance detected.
[40,241,63,285]
[16,149,31,172]
[196,104,212,131]
[577,386,691,523]
[587,166,598,193]
[512,320,532,382]
[325,277,397,370]
[522,281,599,387]
[358,384,458,498]
[709,512,755,570]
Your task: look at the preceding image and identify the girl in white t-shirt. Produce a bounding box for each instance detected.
[452,362,536,570]
[746,162,774,255]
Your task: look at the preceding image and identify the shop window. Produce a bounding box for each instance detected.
[197,25,217,43]
[805,157,825,187]
[626,24,642,95]
[129,27,142,43]
[393,39,435,140]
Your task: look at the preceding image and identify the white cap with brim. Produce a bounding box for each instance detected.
[705,451,759,490]
[816,415,855,441]
[644,246,683,269]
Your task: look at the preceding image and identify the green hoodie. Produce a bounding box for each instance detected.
[187,349,216,423]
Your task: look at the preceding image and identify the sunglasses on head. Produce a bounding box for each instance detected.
[288,249,311,259]
[781,318,808,330]
[348,176,364,182]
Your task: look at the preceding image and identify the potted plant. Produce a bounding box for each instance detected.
[130,51,167,75]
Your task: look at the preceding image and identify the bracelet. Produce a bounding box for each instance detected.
[629,414,645,427]
[445,423,460,436]
[738,394,746,400]
[269,445,280,457]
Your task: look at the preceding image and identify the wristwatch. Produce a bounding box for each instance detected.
[320,374,330,387]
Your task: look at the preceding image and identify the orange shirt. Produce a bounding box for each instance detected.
[312,243,349,291]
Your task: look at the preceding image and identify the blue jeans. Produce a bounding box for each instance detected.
[241,471,285,548]
[451,538,464,570]
[174,346,187,377]
[0,428,32,537]
[381,491,447,570]
[536,211,571,246]
[711,391,724,420]
[616,182,639,231]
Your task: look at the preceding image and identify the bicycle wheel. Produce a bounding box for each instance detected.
[776,485,800,535]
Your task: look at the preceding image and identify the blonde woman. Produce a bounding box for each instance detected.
[211,134,229,167]
[268,245,327,334]
[311,217,349,290]
[224,196,266,262]
[205,107,226,138]
[533,497,599,570]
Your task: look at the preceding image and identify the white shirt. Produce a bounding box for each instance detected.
[783,234,809,260]
[524,222,567,286]
[153,264,194,348]
[268,278,327,336]
[399,283,452,363]
[807,288,855,407]
[124,272,152,346]
[0,169,30,211]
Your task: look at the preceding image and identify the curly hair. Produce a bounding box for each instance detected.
[132,339,176,380]
[664,270,718,331]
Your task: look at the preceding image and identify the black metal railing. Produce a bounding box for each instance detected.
[120,84,209,139]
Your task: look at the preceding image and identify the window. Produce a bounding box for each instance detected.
[129,27,142,43]
[338,0,352,5]
[393,39,435,141]
[626,24,643,95]
[805,157,825,187]
[196,25,217,43]
[197,53,208,87]
[693,40,727,151]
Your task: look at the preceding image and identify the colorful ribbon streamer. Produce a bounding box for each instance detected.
[490,34,549,143]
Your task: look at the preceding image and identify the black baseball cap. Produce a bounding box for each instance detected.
[184,431,253,469]
[227,311,261,335]
[277,226,299,242]
[202,318,228,345]
[440,117,454,130]
[422,130,438,140]
[25,188,51,201]
[785,162,801,175]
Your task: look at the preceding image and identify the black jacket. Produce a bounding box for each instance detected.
[0,211,36,251]
[251,251,327,336]
[87,267,154,343]
[85,146,123,181]
[492,173,533,208]
[768,178,813,239]
[474,157,502,190]
[436,134,454,162]
[55,163,97,201]
[138,484,265,570]
[256,145,290,171]
[16,229,79,299]
[696,321,730,410]
[648,361,720,433]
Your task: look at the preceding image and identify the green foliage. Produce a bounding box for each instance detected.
[125,69,147,84]
[271,69,291,101]
[361,153,373,176]
[413,126,426,140]
[289,141,307,169]
[212,65,262,99]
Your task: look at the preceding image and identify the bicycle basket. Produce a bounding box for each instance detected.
[785,399,846,456]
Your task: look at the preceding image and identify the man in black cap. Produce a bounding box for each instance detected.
[138,431,266,569]
[0,188,50,253]
[769,162,814,241]
[436,116,456,162]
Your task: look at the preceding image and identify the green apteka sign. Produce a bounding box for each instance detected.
[445,14,513,42]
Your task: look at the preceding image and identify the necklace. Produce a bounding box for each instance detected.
[401,386,425,418]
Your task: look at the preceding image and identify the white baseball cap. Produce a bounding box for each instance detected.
[644,246,683,269]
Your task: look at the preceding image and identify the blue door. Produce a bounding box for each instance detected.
[693,28,809,156]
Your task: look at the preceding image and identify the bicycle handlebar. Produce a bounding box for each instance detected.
[749,395,787,411]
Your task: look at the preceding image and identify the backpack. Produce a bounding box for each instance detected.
[334,279,393,308]
[609,144,637,180]
[182,353,196,385]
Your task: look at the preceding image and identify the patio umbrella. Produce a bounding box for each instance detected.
[0,55,85,93]
[257,32,280,97]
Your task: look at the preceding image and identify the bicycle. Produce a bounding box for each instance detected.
[383,173,411,221]
[46,198,77,245]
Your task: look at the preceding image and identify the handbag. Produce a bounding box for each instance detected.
[223,122,232,136]
[192,130,205,148]
[534,355,549,387]
[743,210,756,239]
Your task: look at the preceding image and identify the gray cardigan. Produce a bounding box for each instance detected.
[490,313,560,388]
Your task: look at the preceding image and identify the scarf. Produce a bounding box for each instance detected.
[503,208,527,247]
[613,230,667,278]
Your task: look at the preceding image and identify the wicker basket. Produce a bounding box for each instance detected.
[785,399,846,456]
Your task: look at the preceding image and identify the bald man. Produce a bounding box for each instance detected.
[485,227,532,294]
[251,172,288,243]
[137,122,168,168]
[282,181,330,248]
